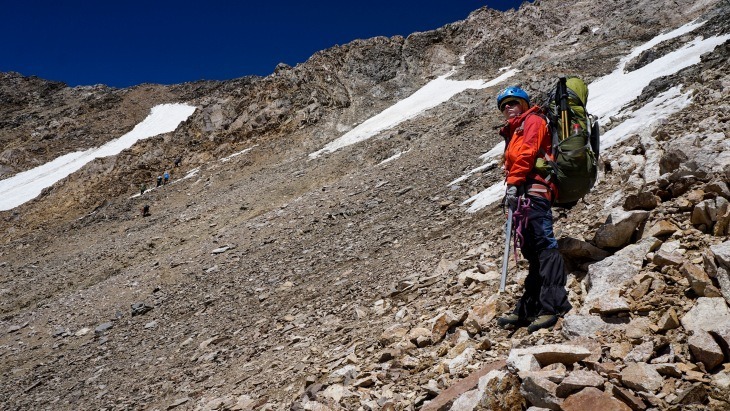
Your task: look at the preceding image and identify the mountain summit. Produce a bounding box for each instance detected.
[1,0,729,409]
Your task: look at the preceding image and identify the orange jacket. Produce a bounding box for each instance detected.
[499,106,557,200]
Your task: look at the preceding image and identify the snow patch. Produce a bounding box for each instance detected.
[0,103,196,211]
[309,69,519,159]
[221,145,257,162]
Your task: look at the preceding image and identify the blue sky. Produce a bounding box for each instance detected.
[1,1,525,88]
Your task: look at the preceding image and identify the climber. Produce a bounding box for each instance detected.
[494,86,572,333]
[141,204,150,217]
[140,183,147,196]
[163,171,170,184]
[157,175,163,187]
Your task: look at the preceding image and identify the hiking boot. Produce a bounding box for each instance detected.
[527,314,559,333]
[496,313,523,328]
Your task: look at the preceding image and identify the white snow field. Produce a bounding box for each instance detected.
[0,103,196,211]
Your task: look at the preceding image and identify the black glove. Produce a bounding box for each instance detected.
[504,185,520,211]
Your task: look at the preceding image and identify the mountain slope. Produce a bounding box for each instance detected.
[1,0,729,410]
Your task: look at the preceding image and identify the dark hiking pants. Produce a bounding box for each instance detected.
[513,195,572,319]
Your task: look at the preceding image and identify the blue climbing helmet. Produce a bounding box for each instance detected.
[496,86,530,110]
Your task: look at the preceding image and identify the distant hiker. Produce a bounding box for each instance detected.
[495,86,572,333]
[157,176,163,187]
[174,157,182,167]
[163,171,170,184]
[140,184,147,196]
[141,204,150,217]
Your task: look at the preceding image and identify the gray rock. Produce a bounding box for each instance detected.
[561,314,622,338]
[211,245,232,254]
[626,341,654,363]
[620,362,663,393]
[8,322,28,333]
[659,148,687,175]
[687,331,724,371]
[651,250,684,267]
[657,308,680,332]
[623,192,659,211]
[705,180,730,200]
[520,375,562,410]
[711,371,730,405]
[449,388,480,411]
[508,344,591,368]
[557,237,610,261]
[447,347,476,376]
[555,370,605,398]
[582,237,660,315]
[131,302,153,316]
[95,322,113,335]
[681,297,730,334]
[508,353,541,374]
[711,241,730,270]
[407,327,432,348]
[691,199,715,227]
[673,383,708,406]
[593,209,650,249]
[716,267,730,306]
[708,326,730,361]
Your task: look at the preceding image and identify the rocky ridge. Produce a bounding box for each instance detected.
[1,0,730,410]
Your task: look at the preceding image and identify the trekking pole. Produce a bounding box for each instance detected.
[558,77,570,139]
[499,207,513,293]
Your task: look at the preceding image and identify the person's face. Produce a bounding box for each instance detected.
[501,99,524,119]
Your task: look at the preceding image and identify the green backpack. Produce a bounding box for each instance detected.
[534,76,600,207]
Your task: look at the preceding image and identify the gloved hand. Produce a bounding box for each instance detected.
[504,185,520,211]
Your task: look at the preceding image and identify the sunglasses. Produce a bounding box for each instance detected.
[500,100,521,111]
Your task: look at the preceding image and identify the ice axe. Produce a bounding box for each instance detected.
[499,207,513,293]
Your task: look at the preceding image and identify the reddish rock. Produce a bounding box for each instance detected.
[688,331,725,371]
[562,387,631,411]
[420,360,506,411]
[611,385,647,411]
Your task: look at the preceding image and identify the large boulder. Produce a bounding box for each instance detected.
[711,242,730,269]
[681,297,730,335]
[691,197,730,234]
[620,363,664,393]
[558,237,610,261]
[508,344,592,369]
[582,237,661,315]
[688,331,725,371]
[593,208,651,249]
